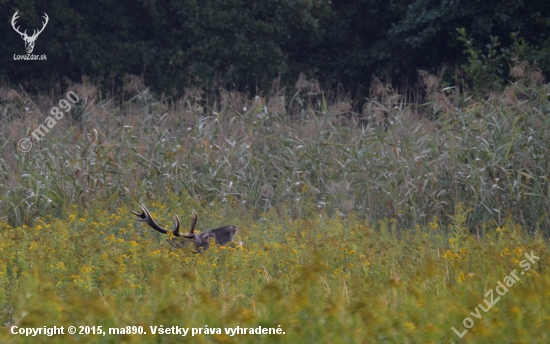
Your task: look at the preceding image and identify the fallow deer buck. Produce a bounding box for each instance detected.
[131,204,238,252]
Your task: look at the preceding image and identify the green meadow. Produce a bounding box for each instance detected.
[1,70,549,343]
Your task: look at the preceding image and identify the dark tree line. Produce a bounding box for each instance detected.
[0,0,549,94]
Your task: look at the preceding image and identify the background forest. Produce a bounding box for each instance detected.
[1,0,549,94]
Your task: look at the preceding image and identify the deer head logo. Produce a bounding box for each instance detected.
[11,11,49,54]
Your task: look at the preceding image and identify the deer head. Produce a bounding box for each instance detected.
[11,11,49,54]
[131,204,239,252]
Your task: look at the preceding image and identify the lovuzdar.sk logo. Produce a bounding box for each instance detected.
[11,10,48,61]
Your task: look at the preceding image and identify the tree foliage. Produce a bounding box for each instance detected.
[0,0,548,93]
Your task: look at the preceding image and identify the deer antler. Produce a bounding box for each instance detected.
[11,11,49,39]
[11,11,25,37]
[131,204,181,236]
[188,209,197,235]
[34,13,49,38]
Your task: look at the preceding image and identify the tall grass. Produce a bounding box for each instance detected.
[1,71,549,231]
